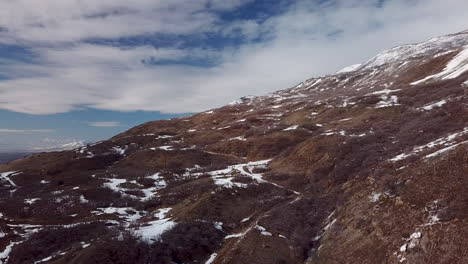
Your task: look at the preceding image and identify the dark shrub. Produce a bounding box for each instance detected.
[8,222,109,264]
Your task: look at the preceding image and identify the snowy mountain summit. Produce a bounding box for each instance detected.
[1,30,468,264]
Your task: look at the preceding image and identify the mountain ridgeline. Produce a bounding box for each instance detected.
[1,30,468,264]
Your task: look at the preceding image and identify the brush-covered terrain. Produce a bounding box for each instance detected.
[1,30,468,264]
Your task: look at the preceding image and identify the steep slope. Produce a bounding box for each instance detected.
[1,30,468,264]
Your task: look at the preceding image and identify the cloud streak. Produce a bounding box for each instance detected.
[0,0,467,115]
[87,121,122,128]
[0,129,54,133]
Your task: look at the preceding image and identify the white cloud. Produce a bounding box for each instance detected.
[208,0,254,11]
[0,0,467,115]
[87,121,122,128]
[0,0,222,43]
[0,129,54,133]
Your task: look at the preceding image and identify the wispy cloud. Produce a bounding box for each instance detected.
[87,121,122,128]
[0,129,54,133]
[0,0,238,43]
[0,0,467,115]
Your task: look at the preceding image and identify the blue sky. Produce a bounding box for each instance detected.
[0,109,186,151]
[0,0,467,152]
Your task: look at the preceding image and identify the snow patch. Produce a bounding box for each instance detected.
[283,125,299,131]
[112,146,127,155]
[322,130,346,136]
[420,100,447,111]
[0,171,18,187]
[156,135,174,139]
[213,178,247,189]
[199,160,272,189]
[337,63,362,73]
[134,219,176,244]
[366,89,401,95]
[425,140,468,158]
[92,207,144,222]
[141,173,168,200]
[103,178,127,193]
[81,242,90,248]
[79,195,89,203]
[229,96,255,105]
[0,241,20,263]
[391,128,468,161]
[24,198,40,205]
[157,146,174,151]
[228,136,246,141]
[214,222,223,231]
[34,255,53,263]
[255,225,272,236]
[412,45,468,85]
[154,208,172,220]
[205,253,218,264]
[376,95,399,108]
[369,192,382,203]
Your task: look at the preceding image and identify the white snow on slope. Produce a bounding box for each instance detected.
[213,178,247,189]
[255,225,272,236]
[134,218,176,244]
[183,159,300,193]
[154,208,172,220]
[24,198,41,205]
[391,128,468,161]
[225,233,244,239]
[103,178,127,192]
[229,96,256,105]
[92,207,144,222]
[283,125,299,131]
[337,64,362,73]
[0,171,18,187]
[34,256,54,263]
[157,146,173,151]
[0,241,20,264]
[376,95,399,108]
[362,33,468,70]
[112,146,127,155]
[205,253,218,264]
[369,192,382,203]
[134,208,177,244]
[189,160,271,189]
[367,89,401,95]
[419,100,447,111]
[228,136,247,141]
[411,46,468,85]
[425,140,468,159]
[79,195,88,203]
[141,173,168,200]
[103,174,167,201]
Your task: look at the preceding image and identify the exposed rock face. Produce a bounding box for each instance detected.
[1,30,468,264]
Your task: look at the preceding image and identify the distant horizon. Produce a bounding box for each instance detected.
[0,110,189,152]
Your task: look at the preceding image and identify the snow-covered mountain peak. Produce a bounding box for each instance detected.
[359,30,468,70]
